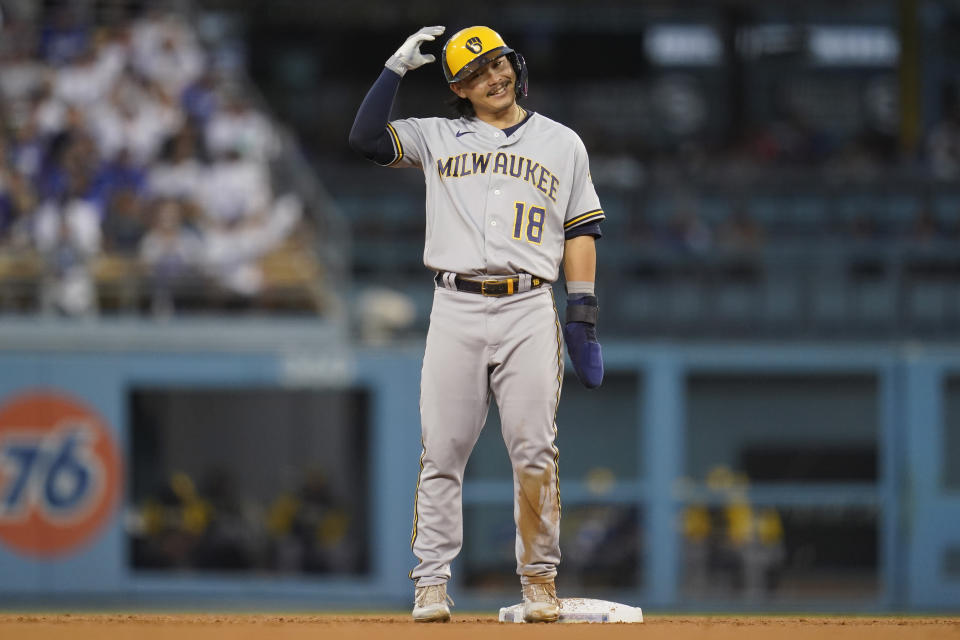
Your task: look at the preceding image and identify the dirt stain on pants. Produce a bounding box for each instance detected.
[516,465,560,579]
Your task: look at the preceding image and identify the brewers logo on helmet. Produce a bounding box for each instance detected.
[441,26,529,98]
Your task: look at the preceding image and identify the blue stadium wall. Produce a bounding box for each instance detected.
[0,320,957,612]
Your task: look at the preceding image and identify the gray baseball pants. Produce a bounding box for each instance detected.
[410,282,563,587]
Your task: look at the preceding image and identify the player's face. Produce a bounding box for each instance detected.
[451,55,517,114]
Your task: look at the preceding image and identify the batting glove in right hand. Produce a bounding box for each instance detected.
[386,26,445,76]
[564,294,604,389]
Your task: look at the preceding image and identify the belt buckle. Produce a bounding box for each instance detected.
[481,279,503,296]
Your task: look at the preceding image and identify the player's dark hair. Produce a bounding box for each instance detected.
[448,95,475,118]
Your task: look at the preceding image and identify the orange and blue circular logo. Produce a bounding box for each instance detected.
[0,391,122,558]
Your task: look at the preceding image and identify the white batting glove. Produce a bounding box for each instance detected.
[385,26,445,76]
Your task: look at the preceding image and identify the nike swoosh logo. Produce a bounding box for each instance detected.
[455,130,474,138]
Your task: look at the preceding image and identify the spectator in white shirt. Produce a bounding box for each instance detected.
[30,79,69,138]
[10,113,46,180]
[130,11,204,100]
[53,41,122,109]
[205,93,279,163]
[199,192,301,305]
[199,147,271,225]
[0,34,49,121]
[147,125,205,204]
[34,170,102,316]
[87,73,183,164]
[139,197,204,315]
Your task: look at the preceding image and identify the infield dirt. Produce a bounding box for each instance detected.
[1,614,959,639]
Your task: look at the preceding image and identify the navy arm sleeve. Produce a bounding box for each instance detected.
[348,68,404,165]
[565,222,603,240]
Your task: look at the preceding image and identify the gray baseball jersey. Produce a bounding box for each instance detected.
[380,109,604,590]
[384,112,604,280]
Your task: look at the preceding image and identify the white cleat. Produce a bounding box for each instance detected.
[412,583,453,622]
[522,581,560,623]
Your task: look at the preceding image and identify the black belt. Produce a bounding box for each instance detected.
[434,273,545,297]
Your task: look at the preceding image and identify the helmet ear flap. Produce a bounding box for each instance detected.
[509,52,528,99]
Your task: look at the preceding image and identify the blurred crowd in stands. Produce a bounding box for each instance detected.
[585,110,960,256]
[5,3,960,334]
[0,5,322,317]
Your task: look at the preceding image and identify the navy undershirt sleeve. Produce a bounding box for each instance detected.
[349,68,404,165]
[565,222,603,240]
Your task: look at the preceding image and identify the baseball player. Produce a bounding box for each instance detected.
[349,25,605,623]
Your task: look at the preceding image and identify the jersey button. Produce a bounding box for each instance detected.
[491,220,497,226]
[494,189,501,195]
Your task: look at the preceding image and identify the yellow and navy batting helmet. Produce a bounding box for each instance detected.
[441,26,528,98]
